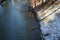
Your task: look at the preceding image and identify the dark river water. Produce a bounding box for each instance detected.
[0,1,32,40]
[0,0,42,40]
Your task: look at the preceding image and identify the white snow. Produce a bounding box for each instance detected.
[37,1,60,40]
[40,10,60,40]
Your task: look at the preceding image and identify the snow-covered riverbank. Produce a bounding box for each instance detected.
[37,1,60,40]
